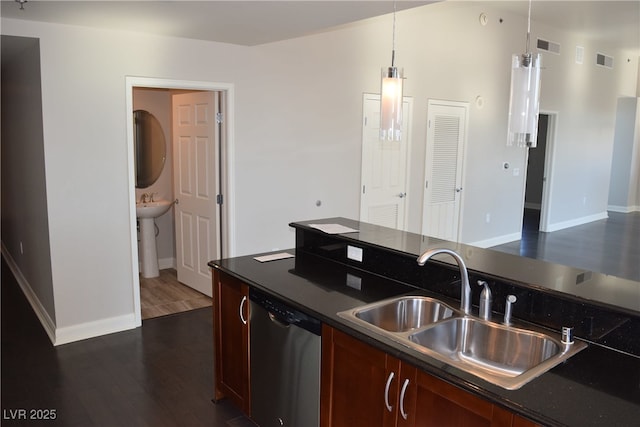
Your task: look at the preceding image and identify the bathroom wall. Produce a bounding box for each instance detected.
[132,88,176,268]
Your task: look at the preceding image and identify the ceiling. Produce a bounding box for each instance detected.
[1,1,638,53]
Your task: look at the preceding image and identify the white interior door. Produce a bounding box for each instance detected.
[172,91,220,297]
[360,94,412,230]
[422,100,468,241]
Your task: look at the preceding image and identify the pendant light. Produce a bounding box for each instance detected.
[507,0,541,148]
[379,0,403,142]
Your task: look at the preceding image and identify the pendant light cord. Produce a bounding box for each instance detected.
[391,0,397,67]
[525,0,532,53]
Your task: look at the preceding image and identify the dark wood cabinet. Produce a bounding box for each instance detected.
[322,325,539,427]
[321,324,397,427]
[213,270,250,414]
[409,367,514,427]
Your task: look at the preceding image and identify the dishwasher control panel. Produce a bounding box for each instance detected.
[250,287,321,335]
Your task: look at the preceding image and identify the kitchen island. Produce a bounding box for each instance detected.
[209,218,640,426]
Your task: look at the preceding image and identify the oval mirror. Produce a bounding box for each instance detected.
[134,110,166,188]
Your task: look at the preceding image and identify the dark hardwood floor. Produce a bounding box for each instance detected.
[1,259,250,427]
[491,210,640,282]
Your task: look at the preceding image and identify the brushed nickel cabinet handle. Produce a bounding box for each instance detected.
[399,378,410,420]
[384,371,395,412]
[239,296,247,325]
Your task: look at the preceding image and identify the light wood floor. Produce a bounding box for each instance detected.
[140,269,212,320]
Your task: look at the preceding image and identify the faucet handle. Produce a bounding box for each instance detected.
[503,295,517,325]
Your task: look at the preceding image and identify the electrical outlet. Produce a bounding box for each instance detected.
[347,245,363,262]
[346,273,362,290]
[485,213,491,223]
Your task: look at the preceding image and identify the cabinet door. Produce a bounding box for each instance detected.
[321,325,400,427]
[411,369,513,427]
[213,270,250,414]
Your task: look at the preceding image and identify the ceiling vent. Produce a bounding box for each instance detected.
[596,53,614,69]
[537,38,560,54]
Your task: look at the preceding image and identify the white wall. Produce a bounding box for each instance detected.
[1,34,56,331]
[1,1,637,342]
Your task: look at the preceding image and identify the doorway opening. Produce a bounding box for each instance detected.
[126,77,235,326]
[522,112,555,237]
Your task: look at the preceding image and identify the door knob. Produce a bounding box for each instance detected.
[398,192,407,198]
[455,187,463,193]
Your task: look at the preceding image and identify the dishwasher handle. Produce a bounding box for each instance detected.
[249,287,322,335]
[268,311,291,328]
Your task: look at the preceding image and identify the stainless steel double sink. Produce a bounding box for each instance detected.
[338,295,587,390]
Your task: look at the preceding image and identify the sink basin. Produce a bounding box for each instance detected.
[136,199,173,218]
[348,296,458,332]
[338,296,587,390]
[408,317,586,389]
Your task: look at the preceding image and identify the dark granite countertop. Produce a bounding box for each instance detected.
[291,218,640,316]
[209,218,640,427]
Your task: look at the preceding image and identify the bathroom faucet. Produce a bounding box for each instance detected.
[417,248,471,315]
[140,193,150,203]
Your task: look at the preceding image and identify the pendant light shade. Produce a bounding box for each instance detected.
[380,66,404,141]
[379,0,403,142]
[507,52,541,147]
[507,0,541,148]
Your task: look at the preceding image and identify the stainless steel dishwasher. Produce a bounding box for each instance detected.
[249,287,321,427]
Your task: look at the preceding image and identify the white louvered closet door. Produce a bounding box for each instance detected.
[422,100,468,242]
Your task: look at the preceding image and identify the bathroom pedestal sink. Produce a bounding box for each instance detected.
[136,199,173,278]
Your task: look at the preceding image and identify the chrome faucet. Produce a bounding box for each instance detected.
[417,248,471,315]
[140,193,149,203]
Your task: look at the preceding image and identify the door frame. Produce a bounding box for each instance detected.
[521,111,557,233]
[125,77,235,326]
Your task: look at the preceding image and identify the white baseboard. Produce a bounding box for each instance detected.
[608,205,640,213]
[468,232,522,248]
[138,257,176,272]
[158,257,176,270]
[3,242,139,346]
[546,211,609,232]
[1,243,57,345]
[54,313,138,346]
